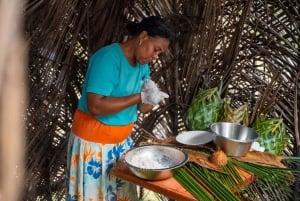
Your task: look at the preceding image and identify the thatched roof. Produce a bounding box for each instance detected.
[10,0,299,200]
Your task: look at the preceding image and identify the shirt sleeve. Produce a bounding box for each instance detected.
[85,50,118,96]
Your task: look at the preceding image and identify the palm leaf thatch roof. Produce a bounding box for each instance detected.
[18,0,300,200]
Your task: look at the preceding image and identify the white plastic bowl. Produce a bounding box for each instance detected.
[176,130,214,145]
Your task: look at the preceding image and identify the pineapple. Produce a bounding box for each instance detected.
[252,115,290,155]
[184,87,224,130]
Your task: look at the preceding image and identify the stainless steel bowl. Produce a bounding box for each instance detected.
[210,122,259,157]
[124,145,189,180]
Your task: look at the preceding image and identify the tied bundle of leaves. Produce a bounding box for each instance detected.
[184,87,224,130]
[252,115,290,155]
[222,99,249,126]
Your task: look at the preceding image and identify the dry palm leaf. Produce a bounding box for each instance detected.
[237,151,286,168]
[186,150,226,173]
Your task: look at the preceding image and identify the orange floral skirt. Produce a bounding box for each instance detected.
[67,110,138,201]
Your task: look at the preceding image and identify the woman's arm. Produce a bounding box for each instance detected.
[87,93,141,116]
[87,93,153,116]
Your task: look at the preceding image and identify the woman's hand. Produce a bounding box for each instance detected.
[141,79,169,105]
[139,103,153,113]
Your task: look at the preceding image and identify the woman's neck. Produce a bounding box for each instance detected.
[120,39,138,66]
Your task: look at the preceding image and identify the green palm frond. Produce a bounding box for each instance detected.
[184,87,224,130]
[174,156,300,201]
[252,115,291,155]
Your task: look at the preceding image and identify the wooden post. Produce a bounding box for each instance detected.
[0,0,27,201]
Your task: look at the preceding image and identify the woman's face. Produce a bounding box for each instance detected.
[135,32,170,64]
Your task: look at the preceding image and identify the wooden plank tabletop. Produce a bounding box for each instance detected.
[111,162,197,201]
[111,162,254,201]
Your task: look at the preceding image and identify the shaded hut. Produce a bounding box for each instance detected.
[1,0,299,200]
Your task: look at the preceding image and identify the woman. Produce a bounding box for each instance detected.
[67,16,175,201]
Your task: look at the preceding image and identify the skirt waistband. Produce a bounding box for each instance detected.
[71,109,134,144]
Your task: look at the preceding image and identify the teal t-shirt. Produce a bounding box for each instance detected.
[78,43,150,125]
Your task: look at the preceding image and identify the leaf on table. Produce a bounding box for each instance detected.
[236,151,286,168]
[186,150,226,174]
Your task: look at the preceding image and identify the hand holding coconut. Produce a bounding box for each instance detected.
[141,79,169,105]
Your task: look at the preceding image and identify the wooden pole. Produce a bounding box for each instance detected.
[0,0,27,201]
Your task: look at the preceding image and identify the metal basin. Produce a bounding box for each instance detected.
[210,122,259,157]
[124,145,189,180]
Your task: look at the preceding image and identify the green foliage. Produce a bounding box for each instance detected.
[252,115,290,155]
[184,87,224,130]
[175,157,300,201]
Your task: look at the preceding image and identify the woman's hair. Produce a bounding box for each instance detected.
[126,16,175,44]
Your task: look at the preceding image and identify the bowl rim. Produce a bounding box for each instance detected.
[124,144,189,170]
[210,122,260,143]
[176,130,214,145]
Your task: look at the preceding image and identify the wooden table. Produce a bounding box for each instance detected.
[111,162,254,201]
[111,162,197,201]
